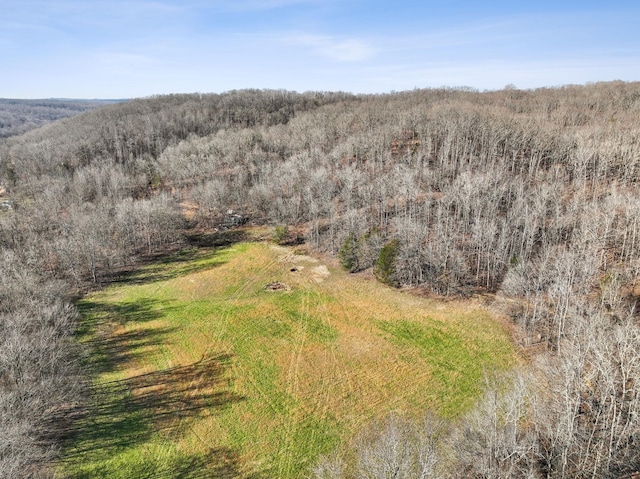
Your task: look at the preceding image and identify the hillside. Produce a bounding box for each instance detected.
[0,98,112,138]
[1,82,640,477]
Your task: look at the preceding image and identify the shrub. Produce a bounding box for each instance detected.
[273,224,289,245]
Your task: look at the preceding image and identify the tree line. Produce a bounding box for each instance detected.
[1,82,640,477]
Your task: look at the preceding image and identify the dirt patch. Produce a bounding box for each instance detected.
[264,281,290,292]
[270,244,331,283]
[310,265,330,283]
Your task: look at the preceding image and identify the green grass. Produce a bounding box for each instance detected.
[377,318,514,416]
[59,239,517,478]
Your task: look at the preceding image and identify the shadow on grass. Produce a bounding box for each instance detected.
[61,353,248,478]
[91,325,179,375]
[187,229,249,248]
[107,248,224,287]
[76,297,181,374]
[61,231,262,477]
[78,296,176,326]
[102,228,249,289]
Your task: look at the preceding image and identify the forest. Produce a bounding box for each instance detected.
[0,99,109,139]
[1,81,640,478]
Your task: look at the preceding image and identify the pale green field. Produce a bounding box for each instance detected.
[60,239,516,478]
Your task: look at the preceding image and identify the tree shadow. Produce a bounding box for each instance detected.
[170,449,265,479]
[59,353,247,478]
[87,228,251,292]
[186,229,249,248]
[90,326,180,375]
[107,248,226,287]
[104,229,249,289]
[153,446,266,479]
[78,296,176,326]
[59,232,262,477]
[76,297,181,374]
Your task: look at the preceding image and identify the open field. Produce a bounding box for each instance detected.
[59,237,517,478]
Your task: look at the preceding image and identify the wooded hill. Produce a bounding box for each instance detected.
[0,99,109,139]
[1,82,640,477]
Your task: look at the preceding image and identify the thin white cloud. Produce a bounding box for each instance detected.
[288,34,376,62]
[2,1,638,98]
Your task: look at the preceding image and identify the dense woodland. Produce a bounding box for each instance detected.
[1,82,640,477]
[0,99,109,139]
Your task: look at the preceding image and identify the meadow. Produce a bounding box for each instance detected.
[60,237,516,478]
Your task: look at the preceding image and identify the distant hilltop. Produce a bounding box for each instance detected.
[46,98,129,103]
[0,98,126,138]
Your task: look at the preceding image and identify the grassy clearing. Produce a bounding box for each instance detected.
[60,238,517,478]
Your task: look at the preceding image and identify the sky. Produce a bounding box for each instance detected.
[1,0,639,98]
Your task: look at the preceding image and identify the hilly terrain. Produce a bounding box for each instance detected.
[1,82,640,477]
[0,99,111,138]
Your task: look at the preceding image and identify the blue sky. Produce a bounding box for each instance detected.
[1,0,639,98]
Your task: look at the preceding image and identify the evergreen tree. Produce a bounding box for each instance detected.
[374,239,399,286]
[339,232,359,272]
